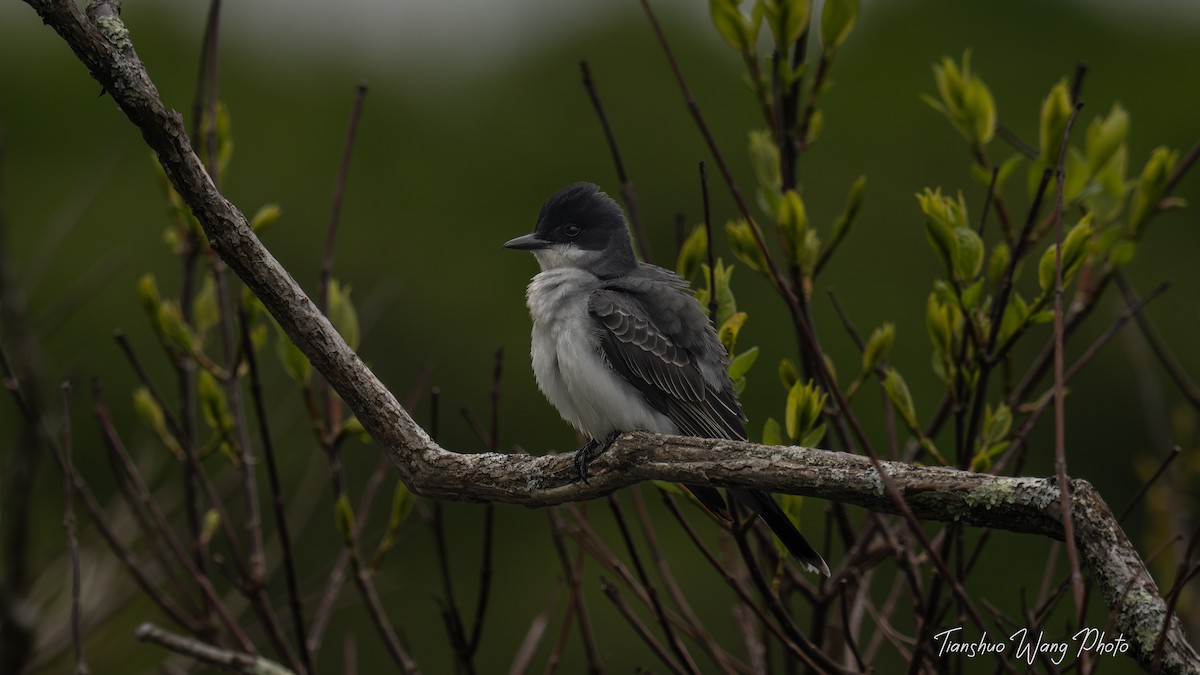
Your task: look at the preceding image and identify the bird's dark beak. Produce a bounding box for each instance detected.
[503,233,550,251]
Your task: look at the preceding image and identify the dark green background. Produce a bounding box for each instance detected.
[2,0,1198,672]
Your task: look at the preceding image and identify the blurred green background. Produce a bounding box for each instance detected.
[2,0,1198,672]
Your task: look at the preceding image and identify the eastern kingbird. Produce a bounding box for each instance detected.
[505,182,829,576]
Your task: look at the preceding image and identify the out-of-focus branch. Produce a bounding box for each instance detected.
[18,2,1198,671]
[135,623,294,675]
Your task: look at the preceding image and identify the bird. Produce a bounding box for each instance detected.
[504,181,829,576]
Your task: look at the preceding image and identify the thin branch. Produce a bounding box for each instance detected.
[319,81,368,314]
[607,495,700,675]
[1118,446,1181,525]
[1,344,197,633]
[241,307,314,675]
[136,623,295,675]
[1051,101,1087,626]
[60,382,89,675]
[1115,273,1200,412]
[306,368,430,656]
[598,578,687,675]
[546,509,601,674]
[700,161,717,324]
[580,61,650,263]
[92,380,257,653]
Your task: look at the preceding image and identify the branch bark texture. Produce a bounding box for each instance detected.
[19,1,1199,672]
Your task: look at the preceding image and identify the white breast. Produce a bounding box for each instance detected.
[525,269,676,442]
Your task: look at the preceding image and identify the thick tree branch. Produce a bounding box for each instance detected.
[19,1,1199,671]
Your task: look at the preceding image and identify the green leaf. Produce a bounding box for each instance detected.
[1039,79,1072,164]
[192,274,220,338]
[986,241,1011,288]
[778,357,800,391]
[1109,241,1136,267]
[749,130,782,194]
[961,279,985,310]
[982,403,1012,444]
[327,279,361,351]
[861,323,895,372]
[1037,216,1094,294]
[133,386,166,435]
[785,379,826,443]
[710,0,757,54]
[1128,146,1179,235]
[333,493,356,543]
[250,203,282,234]
[719,312,749,355]
[137,274,161,318]
[1085,103,1129,176]
[954,227,984,281]
[342,415,371,443]
[676,225,708,282]
[728,346,760,381]
[799,424,826,448]
[651,480,686,496]
[762,0,811,47]
[996,292,1028,346]
[762,417,783,446]
[925,291,959,359]
[963,78,997,145]
[924,51,995,145]
[371,481,415,570]
[725,219,770,274]
[274,323,312,385]
[157,302,195,355]
[776,190,808,267]
[198,370,232,434]
[133,386,183,460]
[712,259,738,328]
[785,380,804,441]
[200,509,221,546]
[819,0,859,54]
[882,368,918,431]
[918,188,970,276]
[828,175,866,253]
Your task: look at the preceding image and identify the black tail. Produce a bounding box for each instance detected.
[734,489,830,576]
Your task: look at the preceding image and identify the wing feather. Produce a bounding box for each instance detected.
[587,287,745,440]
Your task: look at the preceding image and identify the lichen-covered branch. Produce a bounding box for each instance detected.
[18,1,1199,672]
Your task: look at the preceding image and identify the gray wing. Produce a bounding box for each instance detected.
[587,272,746,441]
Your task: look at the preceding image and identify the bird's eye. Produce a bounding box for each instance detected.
[564,224,581,237]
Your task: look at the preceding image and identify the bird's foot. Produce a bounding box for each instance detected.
[573,431,622,483]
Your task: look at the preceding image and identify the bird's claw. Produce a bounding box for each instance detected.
[573,431,622,483]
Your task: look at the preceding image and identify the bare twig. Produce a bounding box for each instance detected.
[307,368,430,656]
[1051,101,1086,625]
[319,81,368,314]
[60,382,89,675]
[92,381,257,652]
[580,61,650,263]
[241,307,314,674]
[599,578,687,675]
[1,345,197,633]
[1118,446,1181,525]
[546,509,601,674]
[136,622,295,675]
[1115,273,1200,413]
[700,161,717,324]
[607,495,700,674]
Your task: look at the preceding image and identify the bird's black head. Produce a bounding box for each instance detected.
[504,183,638,277]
